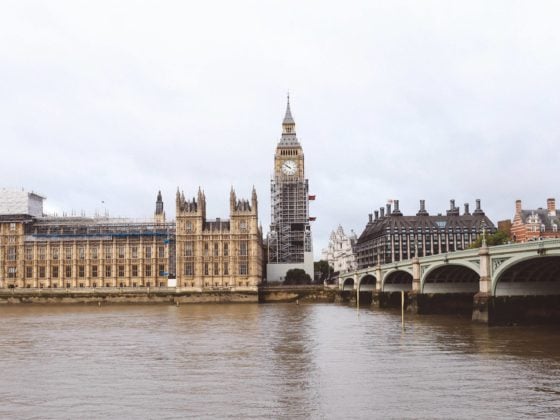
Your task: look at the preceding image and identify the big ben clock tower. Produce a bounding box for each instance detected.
[267,96,314,282]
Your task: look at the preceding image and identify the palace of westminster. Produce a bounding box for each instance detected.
[1,99,557,289]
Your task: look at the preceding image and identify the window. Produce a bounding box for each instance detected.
[158,246,165,258]
[223,243,229,256]
[239,220,247,231]
[91,247,98,260]
[92,265,98,278]
[184,242,193,257]
[105,246,112,259]
[223,262,229,275]
[159,264,165,276]
[7,246,16,261]
[145,246,152,258]
[39,247,46,261]
[25,247,33,260]
[186,221,193,232]
[184,263,193,276]
[204,243,209,256]
[239,263,248,275]
[132,265,138,277]
[145,264,152,277]
[78,266,85,278]
[52,266,59,278]
[131,247,138,259]
[214,243,219,256]
[118,265,125,277]
[26,266,33,278]
[204,263,209,276]
[214,262,219,275]
[8,267,17,278]
[39,266,46,278]
[105,265,112,277]
[65,247,72,260]
[65,266,72,278]
[118,246,125,259]
[78,247,85,260]
[239,242,248,256]
[52,247,59,260]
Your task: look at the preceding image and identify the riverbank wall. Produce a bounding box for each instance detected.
[0,287,258,304]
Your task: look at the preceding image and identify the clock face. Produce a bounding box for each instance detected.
[282,160,297,175]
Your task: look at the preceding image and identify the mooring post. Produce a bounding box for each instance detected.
[401,290,405,330]
[355,273,360,311]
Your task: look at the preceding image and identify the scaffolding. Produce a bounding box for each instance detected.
[268,177,312,263]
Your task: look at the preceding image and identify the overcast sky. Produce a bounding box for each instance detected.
[1,1,560,258]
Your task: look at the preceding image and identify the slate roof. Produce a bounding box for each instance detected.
[520,209,560,230]
[357,213,495,245]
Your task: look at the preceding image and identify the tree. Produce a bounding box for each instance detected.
[284,268,312,285]
[314,260,333,282]
[469,230,510,248]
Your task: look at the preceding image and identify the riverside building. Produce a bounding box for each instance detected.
[266,97,314,282]
[321,225,358,274]
[355,199,496,269]
[0,188,263,289]
[511,198,560,242]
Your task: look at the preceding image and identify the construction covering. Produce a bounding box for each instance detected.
[0,189,44,217]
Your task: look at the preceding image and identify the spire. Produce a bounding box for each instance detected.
[283,94,295,125]
[155,190,164,215]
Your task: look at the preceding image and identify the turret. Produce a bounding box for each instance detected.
[154,190,165,224]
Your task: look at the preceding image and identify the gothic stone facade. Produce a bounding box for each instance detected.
[321,225,357,274]
[175,188,263,289]
[1,188,263,290]
[0,191,173,289]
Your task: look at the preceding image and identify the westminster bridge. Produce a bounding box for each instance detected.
[339,239,560,324]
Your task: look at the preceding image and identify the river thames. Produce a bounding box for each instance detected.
[0,303,559,419]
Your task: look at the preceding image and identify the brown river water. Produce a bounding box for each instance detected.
[0,303,559,419]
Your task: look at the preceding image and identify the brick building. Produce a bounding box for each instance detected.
[511,198,560,242]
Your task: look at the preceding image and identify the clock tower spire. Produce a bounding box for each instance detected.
[267,96,314,282]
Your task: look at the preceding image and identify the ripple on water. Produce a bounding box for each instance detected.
[0,304,560,419]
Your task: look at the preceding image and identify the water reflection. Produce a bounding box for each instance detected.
[0,304,559,419]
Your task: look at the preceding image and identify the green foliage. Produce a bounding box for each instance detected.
[469,230,510,248]
[314,260,333,282]
[284,268,312,285]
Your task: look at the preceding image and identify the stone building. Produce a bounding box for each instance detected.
[355,199,496,268]
[175,187,263,289]
[321,225,357,274]
[511,198,560,242]
[0,188,263,290]
[267,97,314,281]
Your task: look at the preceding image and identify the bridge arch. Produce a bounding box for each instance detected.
[422,264,479,294]
[358,274,376,291]
[383,270,412,292]
[493,255,560,296]
[342,277,354,291]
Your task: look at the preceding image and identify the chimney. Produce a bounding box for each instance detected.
[380,207,385,218]
[392,200,402,215]
[374,210,379,220]
[547,198,556,215]
[515,200,522,214]
[450,199,455,211]
[473,199,484,215]
[368,213,373,223]
[464,203,470,215]
[386,203,391,216]
[417,199,428,216]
